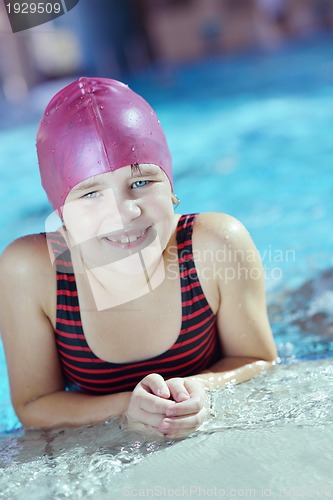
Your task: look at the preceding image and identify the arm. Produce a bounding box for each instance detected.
[187,357,276,390]
[198,212,278,376]
[157,214,278,437]
[0,236,174,430]
[0,235,128,428]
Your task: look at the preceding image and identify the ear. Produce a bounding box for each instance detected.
[171,193,180,207]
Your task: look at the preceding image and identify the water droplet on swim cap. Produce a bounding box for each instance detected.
[36,77,172,211]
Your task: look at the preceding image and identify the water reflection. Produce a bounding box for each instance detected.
[0,358,332,499]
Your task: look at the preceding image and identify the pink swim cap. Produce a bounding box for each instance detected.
[36,77,173,211]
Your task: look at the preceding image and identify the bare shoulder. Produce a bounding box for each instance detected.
[193,212,256,256]
[0,234,55,302]
[0,233,51,274]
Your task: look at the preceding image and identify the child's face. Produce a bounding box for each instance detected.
[62,164,174,269]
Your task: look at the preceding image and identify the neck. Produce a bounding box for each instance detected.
[86,251,166,311]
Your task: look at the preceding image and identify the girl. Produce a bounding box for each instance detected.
[0,77,277,439]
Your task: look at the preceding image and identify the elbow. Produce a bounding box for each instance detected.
[259,354,278,365]
[267,350,279,365]
[251,356,279,374]
[14,399,54,430]
[244,349,279,372]
[256,344,279,365]
[14,403,40,430]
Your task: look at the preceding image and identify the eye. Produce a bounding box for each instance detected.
[131,180,150,189]
[82,191,100,199]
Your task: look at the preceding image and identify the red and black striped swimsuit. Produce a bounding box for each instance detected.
[49,213,221,394]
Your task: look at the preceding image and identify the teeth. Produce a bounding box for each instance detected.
[106,229,146,244]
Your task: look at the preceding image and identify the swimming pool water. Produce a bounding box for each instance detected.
[0,359,332,499]
[0,37,333,437]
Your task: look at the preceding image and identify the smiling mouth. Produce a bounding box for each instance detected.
[103,227,150,247]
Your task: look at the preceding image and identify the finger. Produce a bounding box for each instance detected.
[165,385,206,417]
[184,378,206,398]
[126,391,169,427]
[165,383,206,418]
[159,408,207,438]
[165,397,202,418]
[138,390,175,414]
[141,373,170,399]
[166,378,190,403]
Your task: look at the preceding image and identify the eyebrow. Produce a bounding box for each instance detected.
[130,164,161,177]
[71,165,161,193]
[71,178,104,193]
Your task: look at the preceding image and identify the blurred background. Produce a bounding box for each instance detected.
[1,0,333,121]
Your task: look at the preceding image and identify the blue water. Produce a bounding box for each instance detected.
[1,37,333,436]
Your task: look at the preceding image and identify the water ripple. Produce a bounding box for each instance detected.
[0,359,332,499]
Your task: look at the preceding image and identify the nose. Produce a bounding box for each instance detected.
[98,189,141,235]
[119,198,142,225]
[98,186,144,236]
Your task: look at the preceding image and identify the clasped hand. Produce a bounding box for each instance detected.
[124,374,208,439]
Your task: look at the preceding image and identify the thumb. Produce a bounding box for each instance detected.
[142,373,170,399]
